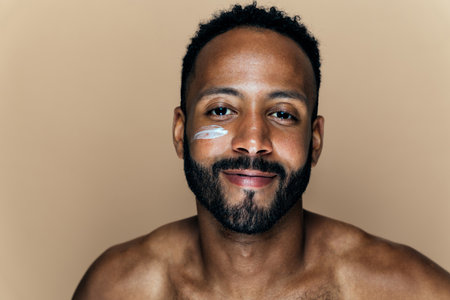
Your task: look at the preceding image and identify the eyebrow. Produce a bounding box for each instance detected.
[195,87,243,103]
[195,87,308,105]
[268,90,308,105]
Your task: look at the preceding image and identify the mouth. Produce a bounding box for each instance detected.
[222,169,278,188]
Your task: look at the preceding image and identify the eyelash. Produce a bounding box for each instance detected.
[206,106,299,123]
[207,106,234,116]
[269,111,298,121]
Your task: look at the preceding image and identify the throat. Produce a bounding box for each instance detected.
[196,200,306,284]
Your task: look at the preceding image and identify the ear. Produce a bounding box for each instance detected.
[173,106,185,159]
[311,116,324,167]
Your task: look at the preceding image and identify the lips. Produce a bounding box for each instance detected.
[222,169,277,188]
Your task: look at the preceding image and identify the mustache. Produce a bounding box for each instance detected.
[212,156,286,180]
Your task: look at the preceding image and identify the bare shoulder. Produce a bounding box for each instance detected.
[305,211,450,299]
[73,217,199,300]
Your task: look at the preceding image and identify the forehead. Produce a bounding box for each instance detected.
[186,27,316,110]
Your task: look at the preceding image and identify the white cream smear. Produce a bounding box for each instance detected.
[193,125,228,140]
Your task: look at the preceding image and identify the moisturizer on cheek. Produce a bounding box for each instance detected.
[192,125,228,141]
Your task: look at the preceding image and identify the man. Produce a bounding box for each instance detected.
[73,3,450,299]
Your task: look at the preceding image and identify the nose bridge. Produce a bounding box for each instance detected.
[232,108,272,156]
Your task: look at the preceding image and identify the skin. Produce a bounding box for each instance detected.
[73,28,450,299]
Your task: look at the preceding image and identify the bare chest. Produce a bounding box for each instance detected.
[170,280,341,300]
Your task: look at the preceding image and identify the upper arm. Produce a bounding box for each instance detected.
[338,235,450,299]
[405,246,450,299]
[72,248,120,300]
[72,244,172,300]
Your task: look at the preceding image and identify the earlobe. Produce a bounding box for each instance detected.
[173,107,186,159]
[311,116,324,167]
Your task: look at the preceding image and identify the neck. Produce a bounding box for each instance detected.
[196,200,305,294]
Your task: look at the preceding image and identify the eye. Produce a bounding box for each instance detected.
[209,106,233,116]
[270,111,297,121]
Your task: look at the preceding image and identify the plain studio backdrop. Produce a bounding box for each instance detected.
[1,0,449,299]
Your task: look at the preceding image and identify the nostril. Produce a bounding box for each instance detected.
[256,149,268,155]
[237,147,249,153]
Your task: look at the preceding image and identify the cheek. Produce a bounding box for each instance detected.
[273,133,310,169]
[192,125,228,140]
[188,127,231,163]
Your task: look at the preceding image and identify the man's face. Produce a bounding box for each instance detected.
[174,27,323,234]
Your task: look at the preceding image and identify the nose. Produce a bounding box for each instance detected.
[231,112,273,156]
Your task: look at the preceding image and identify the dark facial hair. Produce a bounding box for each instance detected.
[183,134,312,234]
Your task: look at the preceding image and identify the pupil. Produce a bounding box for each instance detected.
[277,112,288,119]
[215,107,226,115]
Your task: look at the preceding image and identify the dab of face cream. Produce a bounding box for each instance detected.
[193,125,228,140]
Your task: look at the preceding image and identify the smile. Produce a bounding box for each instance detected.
[222,169,277,188]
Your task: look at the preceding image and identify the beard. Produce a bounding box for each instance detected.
[183,135,312,234]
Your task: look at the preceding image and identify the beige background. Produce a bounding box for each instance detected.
[1,0,449,299]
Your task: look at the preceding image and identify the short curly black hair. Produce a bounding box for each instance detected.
[181,2,321,120]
